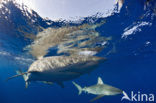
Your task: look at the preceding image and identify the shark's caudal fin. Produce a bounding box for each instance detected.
[16,70,27,81]
[16,70,29,88]
[6,71,27,81]
[7,70,29,88]
[72,82,83,95]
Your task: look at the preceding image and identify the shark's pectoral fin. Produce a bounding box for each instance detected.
[43,81,53,85]
[90,95,105,102]
[57,82,64,88]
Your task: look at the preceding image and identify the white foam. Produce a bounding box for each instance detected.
[122,22,152,38]
[78,51,97,56]
[0,50,34,65]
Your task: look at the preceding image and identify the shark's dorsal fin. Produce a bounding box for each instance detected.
[97,77,104,84]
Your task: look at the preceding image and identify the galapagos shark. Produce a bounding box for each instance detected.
[7,56,106,88]
[73,77,123,102]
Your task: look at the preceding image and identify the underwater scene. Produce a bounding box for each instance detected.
[0,0,156,103]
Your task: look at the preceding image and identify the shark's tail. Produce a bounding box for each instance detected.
[16,70,29,88]
[16,70,27,81]
[6,70,27,81]
[72,82,83,95]
[7,70,29,88]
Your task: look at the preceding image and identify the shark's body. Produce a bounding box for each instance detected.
[8,56,105,88]
[73,77,123,102]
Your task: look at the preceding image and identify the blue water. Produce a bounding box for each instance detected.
[0,0,156,103]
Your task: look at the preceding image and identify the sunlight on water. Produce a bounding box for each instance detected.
[26,21,112,59]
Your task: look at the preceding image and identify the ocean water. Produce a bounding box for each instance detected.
[0,0,156,103]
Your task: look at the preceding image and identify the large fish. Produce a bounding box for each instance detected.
[73,77,123,102]
[7,56,106,88]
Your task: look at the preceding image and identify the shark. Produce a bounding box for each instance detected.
[73,77,123,102]
[7,56,105,88]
